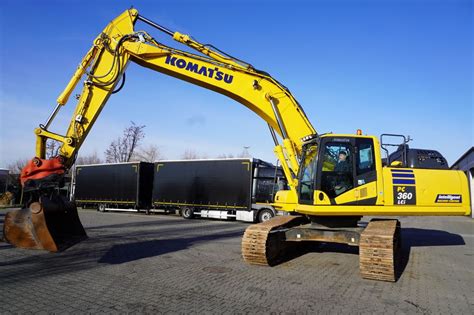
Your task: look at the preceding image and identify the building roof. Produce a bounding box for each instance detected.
[451,147,474,170]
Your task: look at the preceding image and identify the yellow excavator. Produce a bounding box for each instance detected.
[3,9,470,282]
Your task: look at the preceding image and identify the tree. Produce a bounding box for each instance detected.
[7,158,30,174]
[46,139,61,159]
[133,144,163,162]
[216,153,235,159]
[181,149,207,160]
[6,140,62,174]
[75,152,103,165]
[105,121,146,163]
[182,149,199,160]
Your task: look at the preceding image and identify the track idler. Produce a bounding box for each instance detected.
[3,196,87,252]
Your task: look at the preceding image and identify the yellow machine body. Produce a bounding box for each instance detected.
[278,135,471,216]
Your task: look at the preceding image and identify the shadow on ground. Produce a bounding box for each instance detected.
[85,217,201,231]
[401,228,465,247]
[0,217,245,285]
[98,230,243,264]
[396,227,465,280]
[273,227,466,281]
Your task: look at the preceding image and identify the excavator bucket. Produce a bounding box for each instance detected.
[3,196,87,252]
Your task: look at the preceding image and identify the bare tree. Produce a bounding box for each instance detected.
[105,121,146,163]
[46,139,61,159]
[122,122,146,161]
[182,149,199,160]
[105,138,121,163]
[76,152,103,165]
[133,144,163,162]
[216,153,235,159]
[181,149,207,160]
[6,141,62,174]
[7,158,30,174]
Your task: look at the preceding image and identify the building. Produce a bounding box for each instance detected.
[451,147,474,218]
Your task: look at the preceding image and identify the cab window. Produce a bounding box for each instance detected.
[320,142,354,198]
[357,140,375,175]
[354,138,377,187]
[299,144,318,202]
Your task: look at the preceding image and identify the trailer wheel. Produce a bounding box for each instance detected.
[258,209,274,223]
[181,207,194,219]
[98,204,106,212]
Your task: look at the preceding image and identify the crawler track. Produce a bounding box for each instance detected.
[359,219,401,282]
[243,216,402,282]
[241,215,303,266]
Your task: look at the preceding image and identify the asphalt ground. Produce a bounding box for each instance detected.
[0,208,473,314]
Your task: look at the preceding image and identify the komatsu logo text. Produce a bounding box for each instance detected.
[165,55,234,84]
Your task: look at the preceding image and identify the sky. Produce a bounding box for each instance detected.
[0,0,472,168]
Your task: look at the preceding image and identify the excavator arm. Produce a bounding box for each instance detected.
[29,8,315,192]
[5,9,316,251]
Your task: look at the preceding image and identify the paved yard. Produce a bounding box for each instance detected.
[0,208,473,314]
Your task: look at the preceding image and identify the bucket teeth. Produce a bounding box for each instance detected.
[3,196,87,252]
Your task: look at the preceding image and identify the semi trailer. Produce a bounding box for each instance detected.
[74,162,154,212]
[72,158,285,222]
[152,158,286,222]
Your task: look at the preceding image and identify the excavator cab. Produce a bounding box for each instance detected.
[3,158,87,252]
[298,135,378,206]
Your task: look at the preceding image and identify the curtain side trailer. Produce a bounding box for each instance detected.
[152,158,286,222]
[74,162,154,212]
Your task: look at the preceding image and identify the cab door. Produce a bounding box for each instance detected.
[298,143,318,205]
[315,137,356,202]
[354,138,377,189]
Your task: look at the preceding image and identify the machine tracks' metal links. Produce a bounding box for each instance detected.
[241,215,303,266]
[359,219,401,282]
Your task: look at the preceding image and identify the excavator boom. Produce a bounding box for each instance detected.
[4,9,315,251]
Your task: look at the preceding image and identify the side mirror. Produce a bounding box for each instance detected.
[390,160,403,167]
